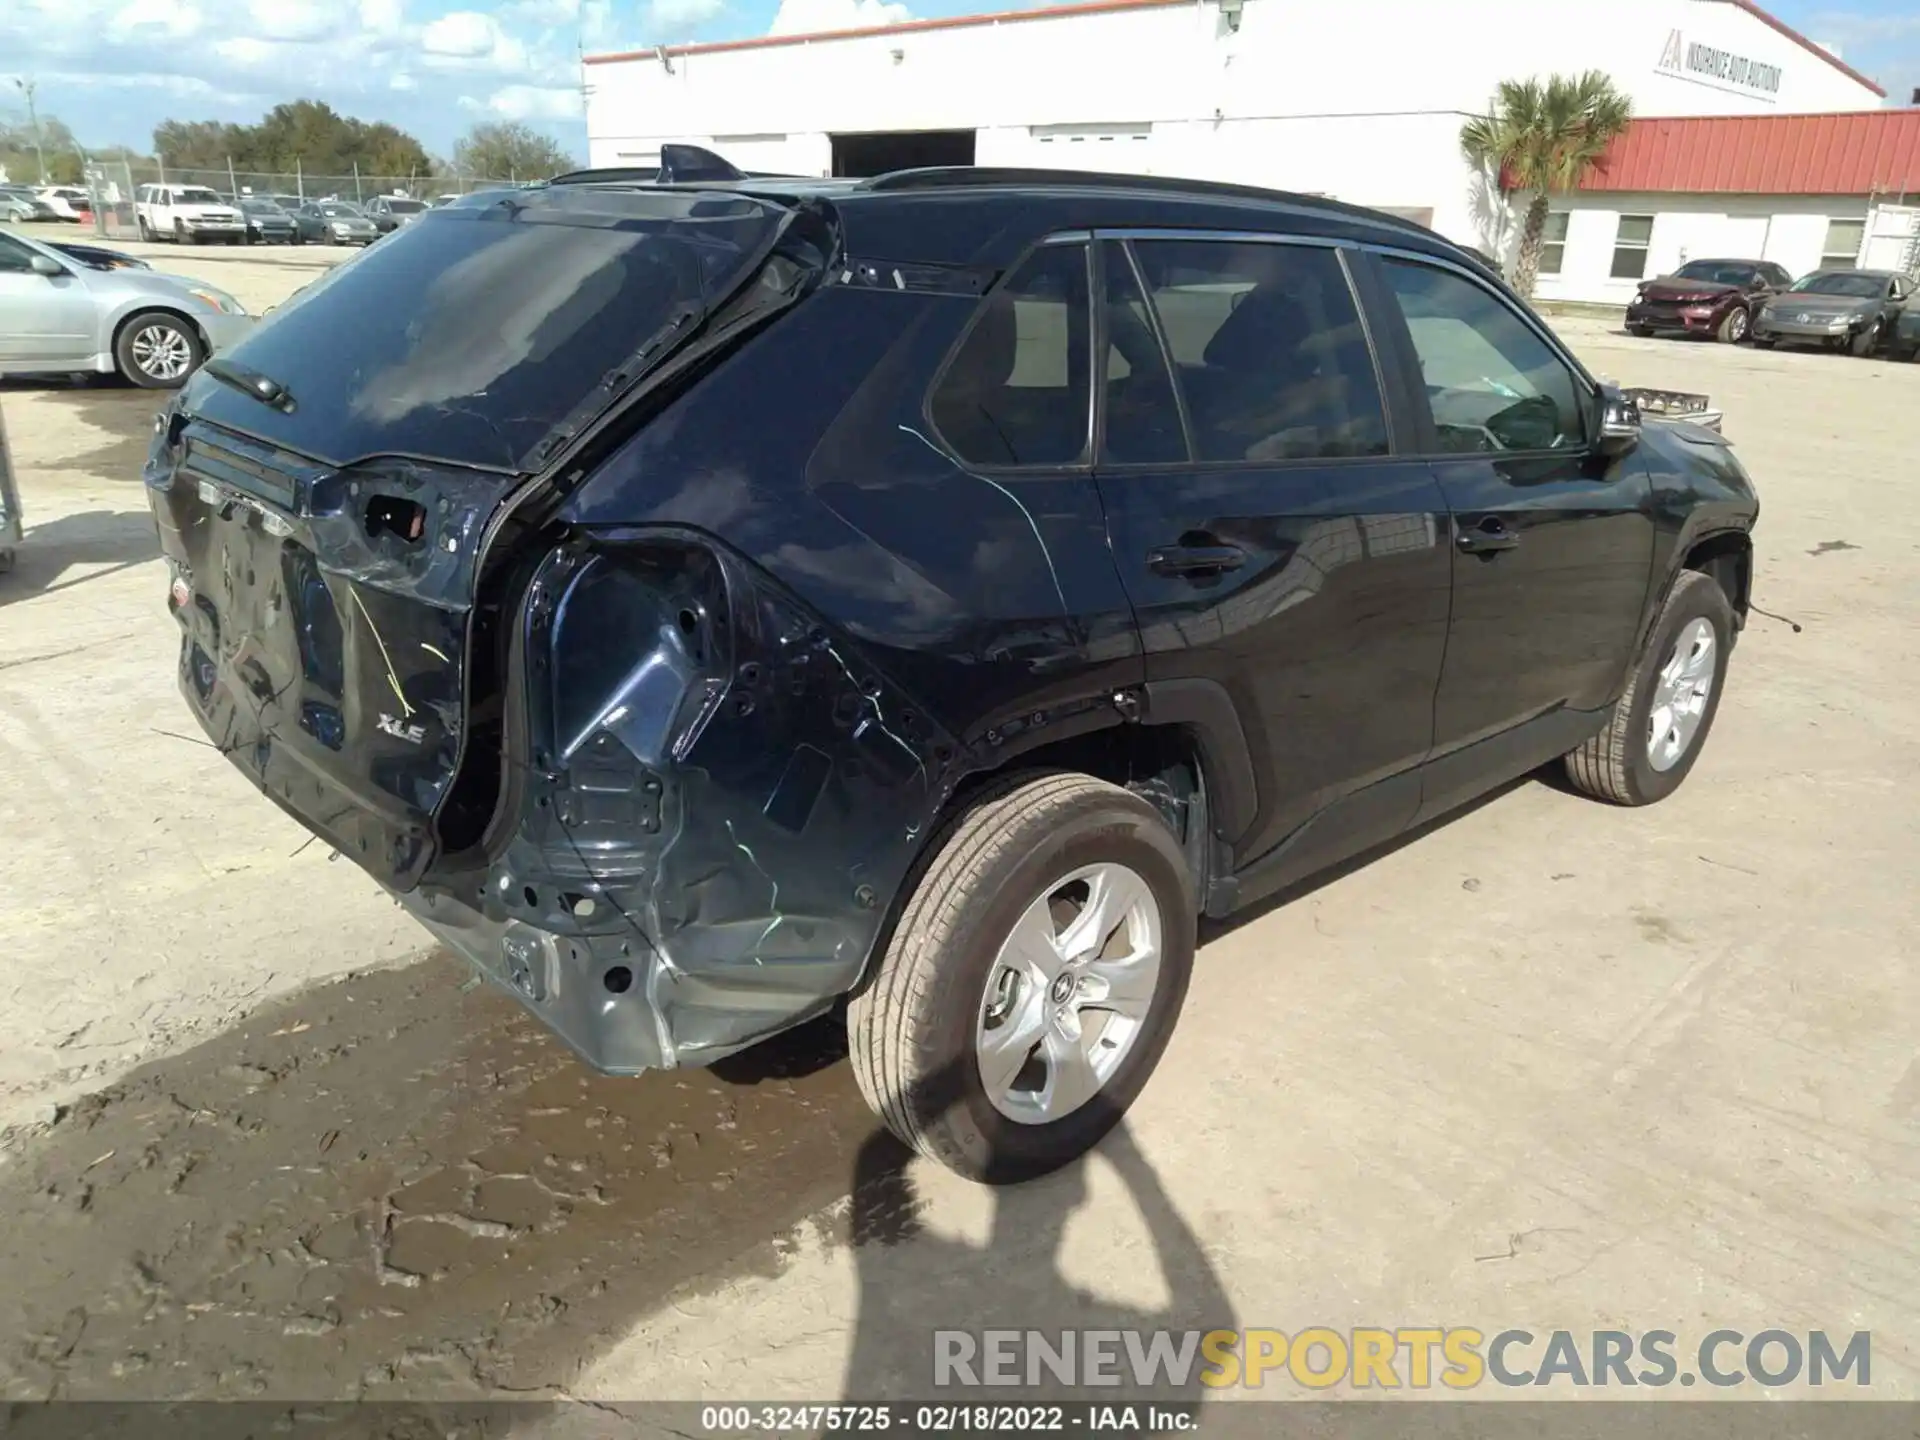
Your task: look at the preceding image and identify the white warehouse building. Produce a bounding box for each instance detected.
[583,0,1895,298]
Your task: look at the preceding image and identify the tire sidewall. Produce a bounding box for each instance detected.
[1618,577,1734,804]
[914,793,1196,1182]
[1719,306,1748,344]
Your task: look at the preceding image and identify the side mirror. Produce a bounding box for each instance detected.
[1595,384,1641,457]
[29,254,66,277]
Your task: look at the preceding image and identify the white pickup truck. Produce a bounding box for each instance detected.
[135,184,246,245]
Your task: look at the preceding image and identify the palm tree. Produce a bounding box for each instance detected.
[1460,71,1634,298]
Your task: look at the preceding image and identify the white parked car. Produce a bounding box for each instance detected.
[135,184,246,246]
[34,187,93,223]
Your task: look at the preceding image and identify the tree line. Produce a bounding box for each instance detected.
[1,101,575,187]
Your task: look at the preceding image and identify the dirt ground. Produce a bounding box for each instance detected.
[1,243,1916,1408]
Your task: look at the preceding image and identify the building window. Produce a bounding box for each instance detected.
[1539,213,1570,276]
[1610,215,1654,280]
[1821,219,1864,270]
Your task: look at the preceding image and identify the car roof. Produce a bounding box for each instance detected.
[544,164,1469,273]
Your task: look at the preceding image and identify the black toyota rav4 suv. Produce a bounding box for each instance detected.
[149,157,1759,1183]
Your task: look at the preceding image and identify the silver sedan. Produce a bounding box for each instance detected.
[0,226,253,388]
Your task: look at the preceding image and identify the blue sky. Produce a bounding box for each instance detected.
[2,0,1915,161]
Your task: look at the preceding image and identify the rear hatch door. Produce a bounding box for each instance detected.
[148,187,799,889]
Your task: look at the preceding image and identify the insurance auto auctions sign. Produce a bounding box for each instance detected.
[1658,28,1784,98]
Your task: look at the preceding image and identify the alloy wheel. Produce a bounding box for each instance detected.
[974,861,1163,1124]
[1647,617,1716,772]
[129,324,193,382]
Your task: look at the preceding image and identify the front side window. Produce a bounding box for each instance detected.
[0,234,38,273]
[1610,215,1654,280]
[1539,213,1570,276]
[1820,219,1864,270]
[1128,239,1388,463]
[929,242,1090,468]
[1382,257,1586,455]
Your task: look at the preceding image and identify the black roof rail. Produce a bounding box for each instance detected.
[860,165,1440,236]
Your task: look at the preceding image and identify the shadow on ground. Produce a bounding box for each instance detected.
[0,958,875,1400]
[0,509,160,611]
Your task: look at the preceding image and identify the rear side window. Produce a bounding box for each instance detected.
[930,243,1090,467]
[1382,257,1585,454]
[1129,240,1389,463]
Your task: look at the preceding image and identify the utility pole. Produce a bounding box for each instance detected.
[13,78,48,186]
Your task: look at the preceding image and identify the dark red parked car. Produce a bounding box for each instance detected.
[1626,258,1793,343]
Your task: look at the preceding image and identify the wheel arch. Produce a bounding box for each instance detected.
[1682,527,1753,623]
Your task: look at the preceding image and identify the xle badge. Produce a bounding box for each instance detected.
[377,713,427,744]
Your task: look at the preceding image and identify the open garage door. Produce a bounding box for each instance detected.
[830,130,976,178]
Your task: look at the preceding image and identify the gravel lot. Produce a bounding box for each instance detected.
[1,243,1916,1406]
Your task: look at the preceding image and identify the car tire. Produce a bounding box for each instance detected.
[1627,324,1653,337]
[137,216,153,241]
[1848,321,1882,358]
[1750,337,1775,349]
[1564,570,1735,807]
[1716,307,1749,344]
[113,311,205,389]
[848,772,1196,1184]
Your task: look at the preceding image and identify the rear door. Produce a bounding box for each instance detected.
[1362,249,1654,816]
[1091,232,1452,878]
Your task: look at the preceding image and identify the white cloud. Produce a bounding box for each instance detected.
[214,35,282,65]
[115,0,204,37]
[420,10,530,71]
[2,0,587,157]
[421,10,498,57]
[359,0,405,35]
[648,0,725,30]
[480,83,585,120]
[767,0,910,37]
[244,0,337,41]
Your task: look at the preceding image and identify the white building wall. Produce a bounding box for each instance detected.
[1531,191,1874,303]
[586,0,1883,256]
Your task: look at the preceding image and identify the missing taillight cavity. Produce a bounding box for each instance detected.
[366,495,427,544]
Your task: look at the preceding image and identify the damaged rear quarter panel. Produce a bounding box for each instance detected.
[445,281,1145,1070]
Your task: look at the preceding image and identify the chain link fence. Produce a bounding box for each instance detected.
[71,160,526,240]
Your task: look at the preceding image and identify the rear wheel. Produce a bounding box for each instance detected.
[848,773,1196,1183]
[114,311,204,389]
[1716,306,1749,344]
[1564,571,1734,807]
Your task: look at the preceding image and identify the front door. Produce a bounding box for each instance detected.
[1092,235,1452,887]
[0,235,96,371]
[1366,253,1654,816]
